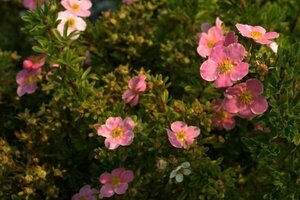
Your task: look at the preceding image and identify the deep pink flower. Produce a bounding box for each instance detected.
[122,0,137,5]
[23,54,46,70]
[200,43,249,88]
[236,23,279,44]
[97,117,135,150]
[61,0,92,17]
[167,121,200,149]
[122,74,146,107]
[72,185,97,200]
[16,68,41,97]
[197,18,224,58]
[23,0,47,10]
[99,168,134,198]
[212,99,235,131]
[223,79,268,119]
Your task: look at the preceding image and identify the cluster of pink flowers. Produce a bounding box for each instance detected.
[197,19,279,130]
[122,74,147,107]
[57,0,92,40]
[16,54,47,97]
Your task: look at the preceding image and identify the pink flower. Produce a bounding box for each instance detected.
[72,185,97,200]
[235,23,279,44]
[16,68,41,97]
[223,79,268,119]
[57,11,87,40]
[212,99,235,131]
[122,0,137,5]
[200,43,249,88]
[197,18,224,58]
[23,54,46,70]
[61,0,92,17]
[97,117,135,150]
[23,0,47,10]
[99,168,134,198]
[122,74,146,107]
[167,121,200,149]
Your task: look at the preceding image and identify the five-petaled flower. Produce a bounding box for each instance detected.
[200,43,249,88]
[235,23,279,44]
[71,185,97,200]
[61,0,92,17]
[170,162,191,183]
[57,11,87,40]
[122,74,147,107]
[213,99,236,131]
[99,168,134,198]
[167,121,200,149]
[223,79,268,119]
[97,117,135,150]
[16,68,42,97]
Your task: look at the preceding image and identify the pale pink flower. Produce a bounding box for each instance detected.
[61,0,92,17]
[57,11,87,40]
[16,68,41,97]
[99,168,134,198]
[235,23,279,44]
[23,54,46,70]
[212,99,235,131]
[167,121,200,149]
[197,18,224,58]
[122,0,137,5]
[23,0,47,10]
[223,79,268,119]
[122,74,146,107]
[200,43,249,88]
[97,117,135,150]
[71,185,97,200]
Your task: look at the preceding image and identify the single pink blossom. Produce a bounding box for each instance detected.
[23,0,47,10]
[57,11,87,40]
[23,54,47,70]
[235,23,279,44]
[167,121,200,149]
[197,18,224,58]
[212,99,235,131]
[16,68,41,97]
[122,0,137,5]
[122,74,146,107]
[223,79,268,119]
[99,168,134,198]
[61,0,92,17]
[97,117,135,150]
[200,43,249,88]
[72,185,97,200]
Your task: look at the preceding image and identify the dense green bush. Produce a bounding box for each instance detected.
[0,0,300,199]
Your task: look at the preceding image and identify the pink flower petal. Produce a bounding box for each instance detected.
[105,138,120,150]
[99,172,112,184]
[214,74,233,88]
[265,32,279,39]
[238,106,256,119]
[222,118,235,130]
[256,38,272,44]
[250,96,268,115]
[120,170,134,183]
[97,125,110,137]
[200,60,218,81]
[124,118,135,130]
[167,129,182,148]
[170,121,186,132]
[120,131,134,146]
[111,168,126,177]
[185,126,200,138]
[129,94,139,107]
[122,90,136,103]
[100,184,114,198]
[209,45,227,63]
[230,62,249,81]
[235,23,252,37]
[246,79,263,95]
[105,117,122,130]
[225,43,246,63]
[224,97,239,114]
[114,183,128,195]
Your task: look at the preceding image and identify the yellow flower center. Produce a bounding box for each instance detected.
[111,176,121,186]
[71,4,80,11]
[176,131,186,141]
[207,39,216,48]
[26,75,37,85]
[111,128,123,139]
[239,90,253,105]
[219,60,233,74]
[250,31,263,40]
[67,19,75,27]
